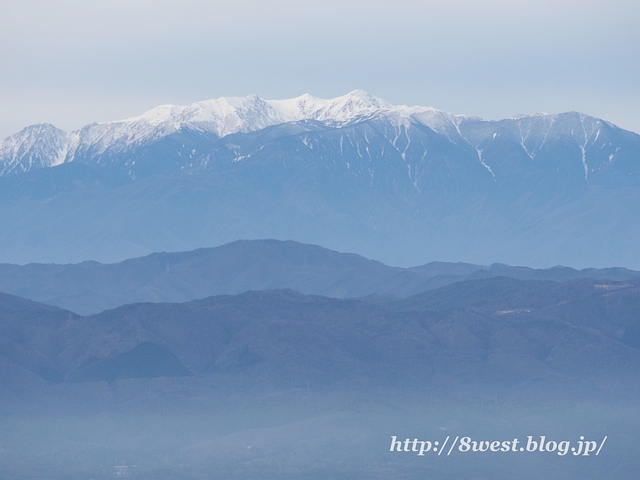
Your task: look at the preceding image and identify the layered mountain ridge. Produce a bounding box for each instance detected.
[0,91,639,268]
[1,239,638,316]
[2,279,640,478]
[1,91,640,477]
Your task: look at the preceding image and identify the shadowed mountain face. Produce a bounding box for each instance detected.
[0,239,638,315]
[1,278,639,479]
[1,97,639,268]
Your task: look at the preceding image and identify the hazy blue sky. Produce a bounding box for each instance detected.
[1,0,638,138]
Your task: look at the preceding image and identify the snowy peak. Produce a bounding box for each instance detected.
[0,124,69,175]
[128,104,189,126]
[183,94,286,136]
[129,90,395,135]
[271,90,393,124]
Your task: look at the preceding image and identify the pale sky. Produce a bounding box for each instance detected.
[1,0,639,138]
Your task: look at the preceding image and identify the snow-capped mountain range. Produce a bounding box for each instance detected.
[1,90,639,269]
[1,90,631,180]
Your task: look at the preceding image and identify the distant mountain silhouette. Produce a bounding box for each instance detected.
[0,240,637,315]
